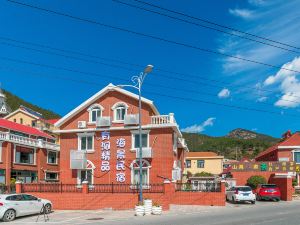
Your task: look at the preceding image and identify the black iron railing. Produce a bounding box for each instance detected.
[175,182,221,192]
[22,183,82,193]
[0,184,16,194]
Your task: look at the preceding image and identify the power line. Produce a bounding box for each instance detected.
[1,54,300,106]
[131,0,300,51]
[6,0,300,75]
[113,0,300,55]
[2,65,299,119]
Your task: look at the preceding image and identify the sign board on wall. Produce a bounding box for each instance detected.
[230,161,300,173]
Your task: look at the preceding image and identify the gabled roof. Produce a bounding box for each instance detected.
[45,119,60,125]
[19,105,43,118]
[255,132,300,159]
[0,118,54,139]
[5,108,40,120]
[55,83,159,127]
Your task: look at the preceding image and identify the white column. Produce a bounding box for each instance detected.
[0,141,2,162]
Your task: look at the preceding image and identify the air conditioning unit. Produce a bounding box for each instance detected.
[96,117,111,127]
[172,168,181,181]
[124,114,139,125]
[78,121,87,129]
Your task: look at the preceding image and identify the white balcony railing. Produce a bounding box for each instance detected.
[151,113,176,125]
[0,131,59,151]
[136,147,153,158]
[96,117,111,127]
[178,137,188,149]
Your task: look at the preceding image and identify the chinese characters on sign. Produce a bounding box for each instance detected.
[101,131,110,172]
[116,138,126,183]
[230,161,300,172]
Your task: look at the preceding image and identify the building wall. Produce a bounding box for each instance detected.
[6,112,36,127]
[60,128,177,184]
[0,141,59,184]
[184,158,223,175]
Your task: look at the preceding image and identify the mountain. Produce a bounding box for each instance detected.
[182,129,280,160]
[3,89,60,119]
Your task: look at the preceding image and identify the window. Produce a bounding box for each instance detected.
[186,160,191,168]
[112,102,128,122]
[13,119,16,122]
[0,170,5,184]
[6,195,23,201]
[197,160,205,168]
[31,121,36,127]
[11,170,37,183]
[130,159,150,186]
[45,172,58,181]
[22,194,38,201]
[294,151,300,164]
[47,151,57,164]
[78,133,94,151]
[77,160,95,185]
[131,131,149,149]
[15,146,35,164]
[88,104,103,123]
[20,118,23,124]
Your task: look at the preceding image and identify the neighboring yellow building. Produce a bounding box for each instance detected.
[184,151,224,176]
[4,105,59,140]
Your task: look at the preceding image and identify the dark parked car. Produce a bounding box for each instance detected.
[256,184,281,201]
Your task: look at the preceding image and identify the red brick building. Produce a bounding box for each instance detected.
[54,83,188,187]
[0,119,60,184]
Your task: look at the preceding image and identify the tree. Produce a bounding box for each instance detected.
[247,175,267,189]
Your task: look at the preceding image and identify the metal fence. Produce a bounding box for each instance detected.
[21,183,164,194]
[89,183,165,193]
[22,183,82,193]
[0,185,16,194]
[175,181,221,192]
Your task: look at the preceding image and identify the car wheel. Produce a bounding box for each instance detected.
[3,209,16,222]
[256,195,261,201]
[251,201,255,204]
[232,197,236,204]
[44,204,52,214]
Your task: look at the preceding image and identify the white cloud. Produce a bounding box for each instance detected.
[181,117,216,133]
[218,88,231,98]
[257,96,268,102]
[229,8,254,19]
[248,0,265,6]
[264,57,300,108]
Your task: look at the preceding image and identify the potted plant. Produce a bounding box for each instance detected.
[152,202,162,215]
[143,197,152,215]
[135,202,144,216]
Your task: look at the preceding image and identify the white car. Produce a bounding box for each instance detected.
[226,186,256,204]
[0,194,52,222]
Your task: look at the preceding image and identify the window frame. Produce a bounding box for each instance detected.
[111,102,128,123]
[292,149,300,164]
[131,130,150,150]
[47,150,58,165]
[76,160,95,186]
[87,104,104,124]
[197,160,205,168]
[77,133,95,153]
[14,145,36,165]
[186,159,191,168]
[45,172,58,181]
[130,159,151,188]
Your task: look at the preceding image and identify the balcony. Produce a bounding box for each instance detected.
[96,117,111,127]
[151,113,176,125]
[0,131,59,151]
[136,147,153,158]
[178,137,188,149]
[124,114,139,125]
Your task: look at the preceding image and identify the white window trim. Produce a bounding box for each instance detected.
[77,160,95,186]
[44,172,59,181]
[130,159,151,188]
[292,149,300,164]
[130,130,150,151]
[77,132,95,153]
[47,150,58,165]
[87,104,104,124]
[111,102,129,123]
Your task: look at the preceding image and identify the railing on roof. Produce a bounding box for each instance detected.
[0,131,59,151]
[151,113,176,125]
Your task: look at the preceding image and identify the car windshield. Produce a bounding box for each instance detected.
[261,184,277,188]
[237,187,252,192]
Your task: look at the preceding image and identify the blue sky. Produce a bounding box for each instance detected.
[1,0,300,137]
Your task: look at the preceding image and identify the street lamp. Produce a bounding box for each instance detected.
[117,64,153,203]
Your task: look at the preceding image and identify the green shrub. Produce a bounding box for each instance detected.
[194,171,214,177]
[247,175,267,189]
[292,178,298,187]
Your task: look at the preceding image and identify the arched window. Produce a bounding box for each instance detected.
[130,159,151,186]
[77,160,95,185]
[87,104,103,123]
[112,102,128,122]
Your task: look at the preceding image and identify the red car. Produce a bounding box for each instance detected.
[256,184,281,201]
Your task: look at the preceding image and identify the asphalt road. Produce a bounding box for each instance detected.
[6,200,300,225]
